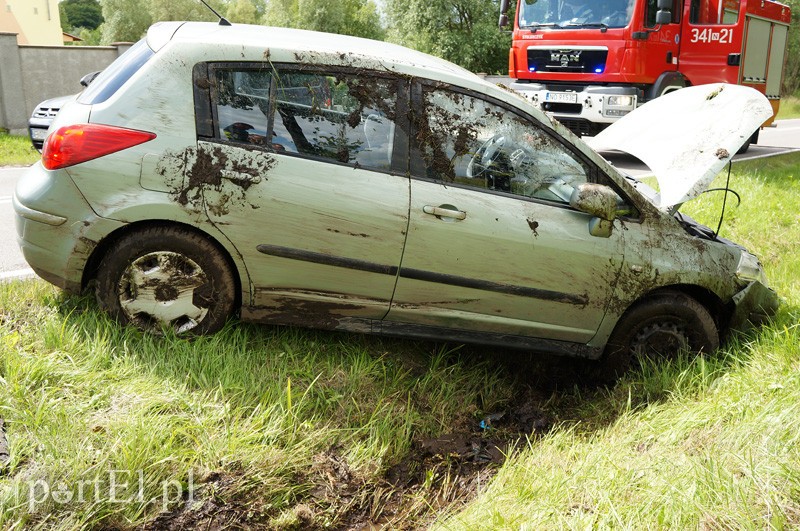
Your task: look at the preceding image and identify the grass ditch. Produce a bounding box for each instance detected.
[0,155,798,529]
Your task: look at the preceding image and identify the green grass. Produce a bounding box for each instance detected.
[0,284,518,528]
[1,155,799,529]
[777,95,800,120]
[435,153,800,529]
[0,134,40,167]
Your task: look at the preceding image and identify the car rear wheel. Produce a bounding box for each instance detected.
[594,291,719,382]
[96,226,236,335]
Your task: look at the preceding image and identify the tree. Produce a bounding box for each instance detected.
[385,0,511,74]
[226,0,262,24]
[783,0,800,95]
[61,0,104,32]
[263,0,384,40]
[99,0,152,43]
[147,0,226,23]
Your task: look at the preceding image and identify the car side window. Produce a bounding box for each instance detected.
[415,86,594,205]
[211,66,397,172]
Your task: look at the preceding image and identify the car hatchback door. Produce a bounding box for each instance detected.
[385,83,632,347]
[183,64,410,326]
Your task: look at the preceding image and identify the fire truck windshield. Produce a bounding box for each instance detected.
[519,0,634,29]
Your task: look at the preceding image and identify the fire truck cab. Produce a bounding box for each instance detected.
[501,0,791,139]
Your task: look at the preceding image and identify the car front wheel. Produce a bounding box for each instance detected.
[596,290,719,381]
[96,226,237,335]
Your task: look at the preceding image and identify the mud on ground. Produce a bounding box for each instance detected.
[141,385,553,530]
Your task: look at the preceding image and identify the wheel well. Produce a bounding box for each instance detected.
[82,220,243,309]
[637,285,730,334]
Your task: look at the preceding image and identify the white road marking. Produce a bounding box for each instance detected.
[0,268,35,281]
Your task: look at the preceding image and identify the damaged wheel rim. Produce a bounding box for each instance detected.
[117,251,210,334]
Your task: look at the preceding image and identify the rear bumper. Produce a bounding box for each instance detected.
[14,164,124,293]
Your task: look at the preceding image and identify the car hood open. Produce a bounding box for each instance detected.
[586,84,773,211]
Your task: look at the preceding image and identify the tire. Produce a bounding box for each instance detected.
[736,130,759,155]
[95,226,237,335]
[594,291,719,382]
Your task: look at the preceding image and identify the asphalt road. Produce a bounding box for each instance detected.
[2,118,799,280]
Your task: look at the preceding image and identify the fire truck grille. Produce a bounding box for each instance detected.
[527,48,608,73]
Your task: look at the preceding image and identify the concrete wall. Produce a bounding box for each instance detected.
[0,33,131,135]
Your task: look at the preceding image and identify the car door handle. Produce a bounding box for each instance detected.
[423,205,466,220]
[221,170,262,185]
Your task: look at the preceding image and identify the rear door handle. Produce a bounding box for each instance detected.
[423,205,466,220]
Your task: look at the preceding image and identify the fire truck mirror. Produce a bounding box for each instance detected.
[656,9,672,25]
[657,0,671,9]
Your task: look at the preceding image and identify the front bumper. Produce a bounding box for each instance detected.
[729,280,780,332]
[14,164,124,293]
[510,82,638,135]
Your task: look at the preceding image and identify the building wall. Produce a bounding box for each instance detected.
[0,33,131,135]
[0,0,62,45]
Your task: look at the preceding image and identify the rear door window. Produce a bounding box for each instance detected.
[207,65,401,173]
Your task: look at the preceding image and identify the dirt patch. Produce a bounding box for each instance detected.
[141,388,551,530]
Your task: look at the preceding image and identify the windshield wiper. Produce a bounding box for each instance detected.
[520,22,563,31]
[563,22,609,32]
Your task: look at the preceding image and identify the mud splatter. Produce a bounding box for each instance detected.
[527,219,539,237]
[157,143,276,216]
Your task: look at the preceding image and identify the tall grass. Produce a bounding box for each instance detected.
[436,154,800,529]
[0,283,514,528]
[777,96,800,120]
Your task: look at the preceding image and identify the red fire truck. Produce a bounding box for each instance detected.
[499,0,791,145]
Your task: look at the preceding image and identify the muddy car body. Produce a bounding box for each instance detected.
[14,21,777,373]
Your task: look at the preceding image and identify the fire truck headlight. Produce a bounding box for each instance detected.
[606,95,635,107]
[603,95,637,117]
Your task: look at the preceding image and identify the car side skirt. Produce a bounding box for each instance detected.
[240,306,602,359]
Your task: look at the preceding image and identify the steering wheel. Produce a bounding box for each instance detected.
[467,134,507,179]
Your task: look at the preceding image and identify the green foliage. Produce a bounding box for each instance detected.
[60,0,104,32]
[99,0,153,43]
[783,0,800,95]
[385,0,511,74]
[263,0,385,40]
[147,0,226,23]
[226,0,263,24]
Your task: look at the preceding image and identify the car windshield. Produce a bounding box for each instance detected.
[519,0,634,29]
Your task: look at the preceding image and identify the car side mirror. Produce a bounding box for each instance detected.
[570,183,618,238]
[80,71,101,87]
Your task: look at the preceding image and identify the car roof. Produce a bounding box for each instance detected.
[148,21,491,92]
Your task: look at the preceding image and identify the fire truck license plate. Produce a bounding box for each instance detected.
[545,92,577,103]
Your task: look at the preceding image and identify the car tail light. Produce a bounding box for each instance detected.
[42,124,156,170]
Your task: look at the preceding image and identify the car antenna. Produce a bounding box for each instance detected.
[199,0,231,26]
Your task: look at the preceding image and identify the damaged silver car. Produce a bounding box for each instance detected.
[13,21,778,377]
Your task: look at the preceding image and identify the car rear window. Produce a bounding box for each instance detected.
[78,40,155,105]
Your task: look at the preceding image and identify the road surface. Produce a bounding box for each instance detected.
[2,119,799,280]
